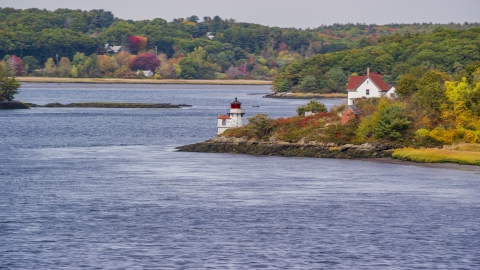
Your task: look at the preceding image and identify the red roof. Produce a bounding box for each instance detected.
[231,97,241,105]
[217,115,231,119]
[346,73,390,92]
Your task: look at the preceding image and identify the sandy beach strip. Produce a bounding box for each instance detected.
[17,77,273,85]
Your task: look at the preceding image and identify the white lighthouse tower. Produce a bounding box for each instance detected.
[217,97,245,135]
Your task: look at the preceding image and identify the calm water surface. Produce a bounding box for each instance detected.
[1,83,479,269]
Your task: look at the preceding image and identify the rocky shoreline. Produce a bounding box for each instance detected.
[177,137,396,159]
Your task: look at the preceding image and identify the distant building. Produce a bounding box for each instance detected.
[136,70,154,77]
[105,44,123,54]
[217,98,245,135]
[346,68,396,105]
[341,104,361,125]
[206,32,215,40]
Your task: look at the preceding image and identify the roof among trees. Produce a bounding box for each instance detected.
[347,73,391,91]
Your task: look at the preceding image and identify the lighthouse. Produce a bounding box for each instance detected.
[217,97,245,135]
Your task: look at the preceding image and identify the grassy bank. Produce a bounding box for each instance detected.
[17,77,272,85]
[289,92,347,99]
[264,92,347,99]
[392,147,480,166]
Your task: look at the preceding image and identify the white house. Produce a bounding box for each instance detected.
[136,70,154,77]
[217,98,245,134]
[105,44,123,54]
[206,32,215,40]
[346,68,396,105]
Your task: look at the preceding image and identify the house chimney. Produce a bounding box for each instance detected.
[367,67,370,76]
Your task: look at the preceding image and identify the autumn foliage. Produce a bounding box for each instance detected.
[130,53,160,71]
[6,55,23,76]
[129,36,147,52]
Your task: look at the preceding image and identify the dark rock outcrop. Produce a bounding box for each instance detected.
[0,100,30,109]
[177,137,395,159]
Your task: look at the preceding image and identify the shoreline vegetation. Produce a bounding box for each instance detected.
[263,91,347,99]
[17,77,272,85]
[393,146,480,166]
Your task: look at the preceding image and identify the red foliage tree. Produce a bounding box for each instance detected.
[238,63,247,74]
[7,55,23,76]
[131,53,160,71]
[129,36,148,52]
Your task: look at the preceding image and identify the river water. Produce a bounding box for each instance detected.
[1,83,479,269]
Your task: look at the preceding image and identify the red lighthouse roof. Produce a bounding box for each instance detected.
[230,97,241,109]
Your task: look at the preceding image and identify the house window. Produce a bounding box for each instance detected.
[390,93,395,98]
[366,89,370,95]
[222,119,226,126]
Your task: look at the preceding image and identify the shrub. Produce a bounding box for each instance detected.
[247,114,277,140]
[296,100,327,116]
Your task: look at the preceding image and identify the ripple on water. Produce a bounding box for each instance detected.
[1,84,479,269]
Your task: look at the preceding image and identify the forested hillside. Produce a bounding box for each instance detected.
[273,28,480,93]
[0,7,478,80]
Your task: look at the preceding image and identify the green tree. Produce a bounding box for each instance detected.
[395,74,419,98]
[414,70,451,112]
[298,75,318,91]
[375,105,411,140]
[0,64,21,101]
[58,57,72,77]
[22,56,40,73]
[296,100,327,116]
[179,57,200,79]
[276,79,290,92]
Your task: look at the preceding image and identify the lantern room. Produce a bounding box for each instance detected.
[230,97,241,109]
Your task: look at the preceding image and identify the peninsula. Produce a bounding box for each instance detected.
[179,66,480,167]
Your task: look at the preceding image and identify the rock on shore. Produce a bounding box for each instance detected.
[0,100,30,109]
[177,137,395,159]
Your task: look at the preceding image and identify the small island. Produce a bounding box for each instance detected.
[25,102,191,109]
[0,64,28,109]
[0,66,191,110]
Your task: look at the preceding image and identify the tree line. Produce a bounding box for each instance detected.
[1,7,478,80]
[273,27,480,93]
